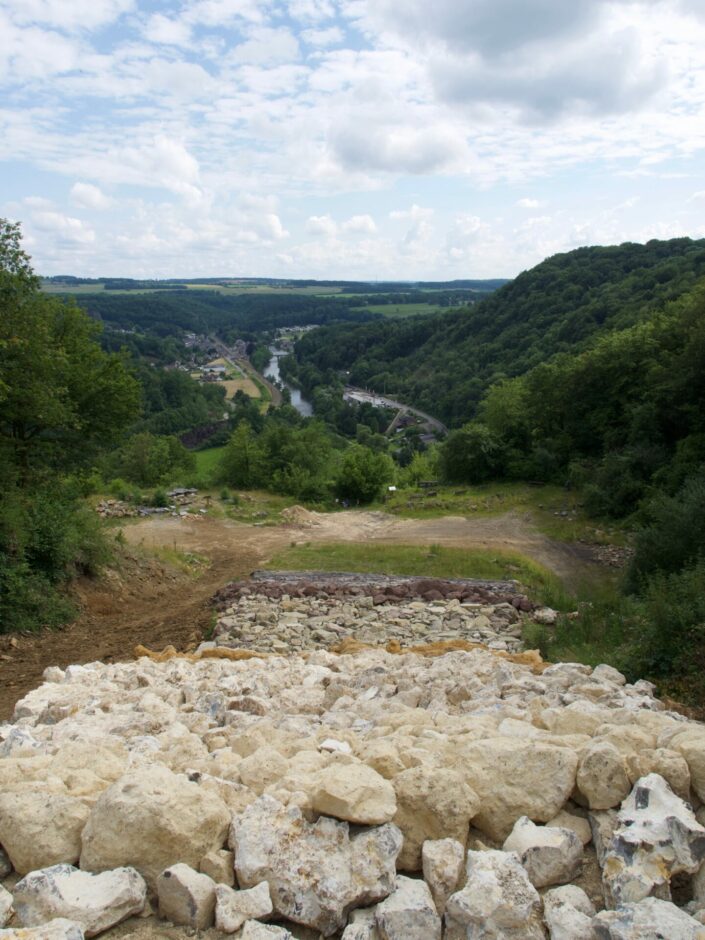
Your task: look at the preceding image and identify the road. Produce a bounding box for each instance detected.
[344,385,449,436]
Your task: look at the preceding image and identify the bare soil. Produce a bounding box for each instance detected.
[0,509,603,720]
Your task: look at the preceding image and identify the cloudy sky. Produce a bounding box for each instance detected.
[1,0,704,279]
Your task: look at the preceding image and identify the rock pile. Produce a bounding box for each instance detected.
[210,573,535,655]
[3,585,705,937]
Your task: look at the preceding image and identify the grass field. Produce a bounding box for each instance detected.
[194,446,226,484]
[356,303,444,318]
[377,482,628,545]
[264,541,560,599]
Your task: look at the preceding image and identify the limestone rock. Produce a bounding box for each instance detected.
[625,748,691,801]
[79,764,230,888]
[342,907,380,939]
[231,795,402,936]
[0,886,13,928]
[593,896,705,939]
[392,767,479,870]
[589,809,619,867]
[200,849,235,886]
[13,865,146,937]
[0,792,90,875]
[238,748,289,795]
[602,773,705,907]
[311,763,396,825]
[503,816,583,887]
[543,885,595,940]
[214,882,273,934]
[461,739,578,841]
[374,875,441,940]
[445,849,545,940]
[546,809,592,846]
[576,741,631,810]
[238,923,293,939]
[533,607,559,626]
[156,863,216,929]
[421,838,464,915]
[672,733,705,803]
[0,919,85,940]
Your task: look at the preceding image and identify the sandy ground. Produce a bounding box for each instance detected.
[0,509,601,719]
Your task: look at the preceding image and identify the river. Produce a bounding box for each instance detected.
[264,349,314,417]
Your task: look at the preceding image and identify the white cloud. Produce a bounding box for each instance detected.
[306,214,337,236]
[30,209,95,243]
[144,14,192,48]
[287,0,336,23]
[70,182,112,209]
[5,0,133,33]
[342,214,376,234]
[517,198,541,208]
[300,27,343,47]
[232,27,300,65]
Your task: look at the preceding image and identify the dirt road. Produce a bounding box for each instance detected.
[0,508,600,719]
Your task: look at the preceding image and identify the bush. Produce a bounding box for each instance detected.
[151,488,169,508]
[627,470,705,589]
[0,485,110,633]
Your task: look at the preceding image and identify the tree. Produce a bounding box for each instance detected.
[335,445,394,503]
[439,423,505,483]
[0,219,140,632]
[0,220,140,475]
[219,421,265,488]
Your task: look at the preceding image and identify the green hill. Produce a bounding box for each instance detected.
[283,237,705,426]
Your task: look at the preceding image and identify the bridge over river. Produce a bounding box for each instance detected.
[343,386,448,438]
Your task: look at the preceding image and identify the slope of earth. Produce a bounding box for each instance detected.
[0,509,602,721]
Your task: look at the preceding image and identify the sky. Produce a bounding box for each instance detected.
[1,0,704,280]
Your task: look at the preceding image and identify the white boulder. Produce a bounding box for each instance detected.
[200,848,235,886]
[214,882,273,934]
[156,863,216,929]
[503,816,583,887]
[0,793,90,875]
[311,763,397,825]
[576,741,631,810]
[79,765,230,888]
[602,773,705,907]
[461,739,578,840]
[238,923,293,939]
[546,809,592,846]
[231,795,402,936]
[12,865,146,937]
[445,849,545,939]
[392,767,479,870]
[543,885,596,940]
[421,838,464,915]
[374,876,441,940]
[593,896,705,939]
[342,907,380,939]
[0,919,85,940]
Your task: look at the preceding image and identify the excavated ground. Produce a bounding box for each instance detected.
[0,509,603,721]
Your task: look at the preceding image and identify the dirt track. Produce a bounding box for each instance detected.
[0,509,601,719]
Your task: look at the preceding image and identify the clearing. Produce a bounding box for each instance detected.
[0,507,605,719]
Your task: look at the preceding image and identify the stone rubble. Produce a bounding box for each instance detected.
[503,815,583,887]
[210,573,535,655]
[214,881,273,934]
[156,863,216,929]
[12,865,146,937]
[0,919,86,940]
[4,572,705,937]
